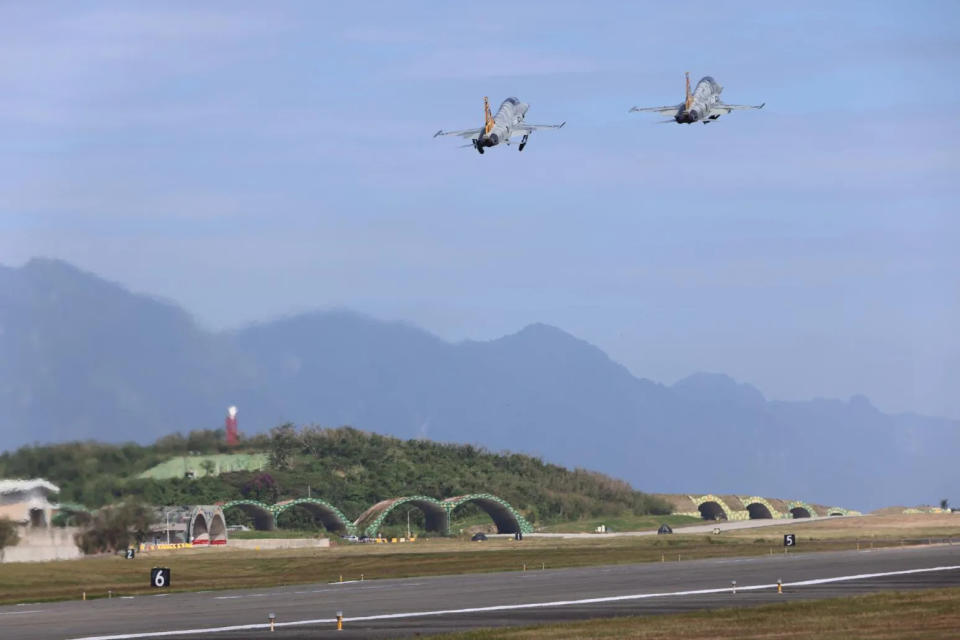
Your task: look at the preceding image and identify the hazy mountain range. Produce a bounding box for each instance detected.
[1,258,956,510]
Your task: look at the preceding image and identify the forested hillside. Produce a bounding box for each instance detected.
[0,426,670,528]
[5,258,957,510]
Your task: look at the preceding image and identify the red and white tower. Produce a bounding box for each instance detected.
[225,406,239,446]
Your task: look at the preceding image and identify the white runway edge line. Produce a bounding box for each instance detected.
[68,564,960,640]
[0,610,42,615]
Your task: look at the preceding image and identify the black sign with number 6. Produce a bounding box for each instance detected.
[784,534,796,547]
[151,567,171,588]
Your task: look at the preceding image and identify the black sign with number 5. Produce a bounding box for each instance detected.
[151,567,171,588]
[784,534,796,547]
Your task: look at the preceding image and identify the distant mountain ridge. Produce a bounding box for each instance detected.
[1,258,957,510]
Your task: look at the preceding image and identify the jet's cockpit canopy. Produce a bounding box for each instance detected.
[502,97,520,106]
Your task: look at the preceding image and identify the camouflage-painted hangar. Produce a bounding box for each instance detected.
[660,494,860,521]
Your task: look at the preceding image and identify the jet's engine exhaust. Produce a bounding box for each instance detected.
[472,133,499,154]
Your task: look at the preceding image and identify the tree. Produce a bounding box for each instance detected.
[0,518,20,561]
[268,424,300,470]
[242,473,279,504]
[941,499,949,511]
[75,501,156,554]
[301,425,328,459]
[200,459,217,476]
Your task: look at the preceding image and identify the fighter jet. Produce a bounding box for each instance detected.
[434,97,565,153]
[630,73,764,124]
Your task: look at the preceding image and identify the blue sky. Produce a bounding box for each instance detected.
[1,1,958,419]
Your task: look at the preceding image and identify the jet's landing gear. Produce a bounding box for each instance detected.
[518,134,529,152]
[472,138,484,154]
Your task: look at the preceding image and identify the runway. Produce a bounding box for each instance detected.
[4,544,958,639]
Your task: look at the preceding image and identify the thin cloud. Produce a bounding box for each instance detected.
[403,46,597,78]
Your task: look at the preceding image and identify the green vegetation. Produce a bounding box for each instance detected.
[138,453,268,480]
[424,588,960,639]
[75,501,156,554]
[228,529,327,539]
[0,425,670,530]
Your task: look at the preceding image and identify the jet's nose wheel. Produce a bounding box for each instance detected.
[518,134,529,152]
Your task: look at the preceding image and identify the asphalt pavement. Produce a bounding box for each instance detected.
[3,544,958,639]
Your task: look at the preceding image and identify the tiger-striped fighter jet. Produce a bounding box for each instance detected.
[434,97,565,153]
[630,72,764,124]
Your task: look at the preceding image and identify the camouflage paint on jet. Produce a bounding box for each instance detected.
[434,97,565,154]
[630,72,764,124]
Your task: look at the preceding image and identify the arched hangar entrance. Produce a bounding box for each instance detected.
[274,498,355,535]
[188,506,227,544]
[354,496,448,538]
[222,500,276,531]
[745,502,773,519]
[191,511,208,543]
[208,511,227,544]
[788,502,816,519]
[444,494,533,534]
[698,501,727,521]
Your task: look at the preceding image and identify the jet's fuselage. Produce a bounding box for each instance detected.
[477,97,529,148]
[676,76,723,123]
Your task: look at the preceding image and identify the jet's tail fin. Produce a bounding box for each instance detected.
[684,72,693,111]
[484,97,495,134]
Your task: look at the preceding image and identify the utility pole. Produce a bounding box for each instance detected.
[165,508,170,545]
[407,509,411,539]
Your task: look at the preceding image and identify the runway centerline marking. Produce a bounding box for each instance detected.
[66,564,960,640]
[0,610,42,616]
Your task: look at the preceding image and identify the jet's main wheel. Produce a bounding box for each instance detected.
[518,143,526,152]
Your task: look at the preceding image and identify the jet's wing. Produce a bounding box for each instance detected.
[512,121,566,134]
[433,128,484,139]
[629,104,682,116]
[712,102,765,114]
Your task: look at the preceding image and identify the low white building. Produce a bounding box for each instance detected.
[0,478,60,527]
[0,478,82,563]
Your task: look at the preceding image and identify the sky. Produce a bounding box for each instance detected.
[1,1,958,420]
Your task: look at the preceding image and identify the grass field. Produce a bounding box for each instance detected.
[422,588,960,639]
[2,514,956,606]
[228,529,327,539]
[717,513,960,543]
[538,514,701,533]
